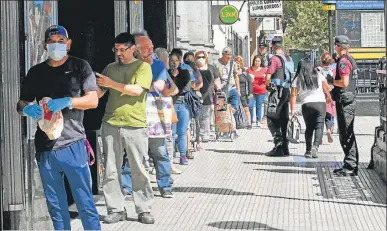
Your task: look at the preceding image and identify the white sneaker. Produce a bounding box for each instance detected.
[257,122,262,127]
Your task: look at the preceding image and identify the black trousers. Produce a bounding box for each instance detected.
[267,88,290,143]
[302,102,326,151]
[336,100,359,169]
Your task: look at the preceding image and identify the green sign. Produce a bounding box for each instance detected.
[219,5,239,25]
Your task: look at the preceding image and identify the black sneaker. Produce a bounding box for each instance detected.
[333,167,358,176]
[266,145,284,156]
[138,212,155,224]
[304,151,312,158]
[311,146,318,158]
[104,210,127,224]
[161,190,174,198]
[282,141,290,156]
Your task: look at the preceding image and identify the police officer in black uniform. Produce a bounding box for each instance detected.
[330,35,360,176]
[265,37,293,156]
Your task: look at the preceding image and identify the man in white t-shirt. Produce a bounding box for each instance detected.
[212,47,240,137]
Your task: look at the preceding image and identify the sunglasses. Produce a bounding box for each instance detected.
[197,56,205,59]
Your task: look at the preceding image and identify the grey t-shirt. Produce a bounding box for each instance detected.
[213,59,238,92]
[19,56,98,152]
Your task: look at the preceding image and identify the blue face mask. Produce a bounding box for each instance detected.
[46,43,67,61]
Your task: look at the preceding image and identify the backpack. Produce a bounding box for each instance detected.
[287,115,301,144]
[275,54,295,88]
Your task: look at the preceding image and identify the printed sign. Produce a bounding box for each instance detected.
[249,0,283,17]
[219,5,239,25]
[336,1,384,10]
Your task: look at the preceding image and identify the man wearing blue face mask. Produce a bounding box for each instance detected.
[16,25,101,230]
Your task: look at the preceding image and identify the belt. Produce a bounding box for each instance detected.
[175,95,185,104]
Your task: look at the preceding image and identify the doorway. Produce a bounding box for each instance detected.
[57,0,115,203]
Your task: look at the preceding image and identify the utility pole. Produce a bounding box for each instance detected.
[328,10,334,53]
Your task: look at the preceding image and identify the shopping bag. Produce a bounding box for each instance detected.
[38,97,64,140]
[287,115,301,144]
[235,103,248,129]
[146,93,173,138]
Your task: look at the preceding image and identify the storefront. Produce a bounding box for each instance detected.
[1,0,176,229]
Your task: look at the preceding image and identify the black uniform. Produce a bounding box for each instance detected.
[332,35,360,176]
[265,37,292,156]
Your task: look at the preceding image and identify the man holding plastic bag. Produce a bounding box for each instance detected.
[17,25,100,230]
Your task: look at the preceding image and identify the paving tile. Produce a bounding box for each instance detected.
[69,116,386,231]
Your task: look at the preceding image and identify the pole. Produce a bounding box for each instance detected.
[328,10,334,53]
[385,0,387,57]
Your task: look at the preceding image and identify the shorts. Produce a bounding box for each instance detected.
[240,95,249,108]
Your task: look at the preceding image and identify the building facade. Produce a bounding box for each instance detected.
[212,0,250,66]
[175,1,218,62]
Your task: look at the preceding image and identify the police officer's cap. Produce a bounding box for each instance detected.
[334,35,350,45]
[271,37,282,46]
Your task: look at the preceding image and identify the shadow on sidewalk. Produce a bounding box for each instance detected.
[172,187,255,196]
[207,221,283,230]
[206,149,266,155]
[254,168,317,175]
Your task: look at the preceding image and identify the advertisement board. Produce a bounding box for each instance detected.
[249,0,283,17]
[336,10,385,48]
[336,0,384,10]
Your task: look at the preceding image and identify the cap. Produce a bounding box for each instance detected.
[271,36,282,46]
[334,35,350,45]
[259,42,268,48]
[222,47,232,55]
[44,25,69,42]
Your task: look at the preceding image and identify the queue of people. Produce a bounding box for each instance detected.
[16,24,360,230]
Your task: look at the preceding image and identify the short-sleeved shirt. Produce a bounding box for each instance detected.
[291,73,326,104]
[267,55,282,75]
[247,67,267,95]
[149,59,168,96]
[199,64,220,105]
[102,60,152,127]
[19,56,98,152]
[213,59,238,91]
[337,57,352,77]
[180,63,199,81]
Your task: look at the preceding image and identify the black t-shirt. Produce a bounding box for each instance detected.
[168,67,191,101]
[200,65,220,105]
[19,56,98,152]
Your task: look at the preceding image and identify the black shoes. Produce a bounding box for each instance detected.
[333,167,358,176]
[138,212,155,224]
[266,139,290,157]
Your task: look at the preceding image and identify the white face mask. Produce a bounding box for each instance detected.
[47,43,67,61]
[196,58,206,65]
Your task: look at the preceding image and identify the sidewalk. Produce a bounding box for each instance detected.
[71,116,386,231]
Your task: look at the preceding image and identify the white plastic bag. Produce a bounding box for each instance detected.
[37,97,64,140]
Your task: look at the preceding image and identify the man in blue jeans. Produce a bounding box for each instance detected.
[17,25,100,230]
[213,47,241,138]
[134,33,174,198]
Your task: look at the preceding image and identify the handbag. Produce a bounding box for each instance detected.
[146,90,173,138]
[287,115,301,144]
[235,101,249,129]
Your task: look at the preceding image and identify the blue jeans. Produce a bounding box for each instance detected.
[36,140,100,230]
[121,138,172,192]
[149,138,172,191]
[172,103,191,157]
[249,93,266,123]
[227,88,240,112]
[121,159,132,194]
